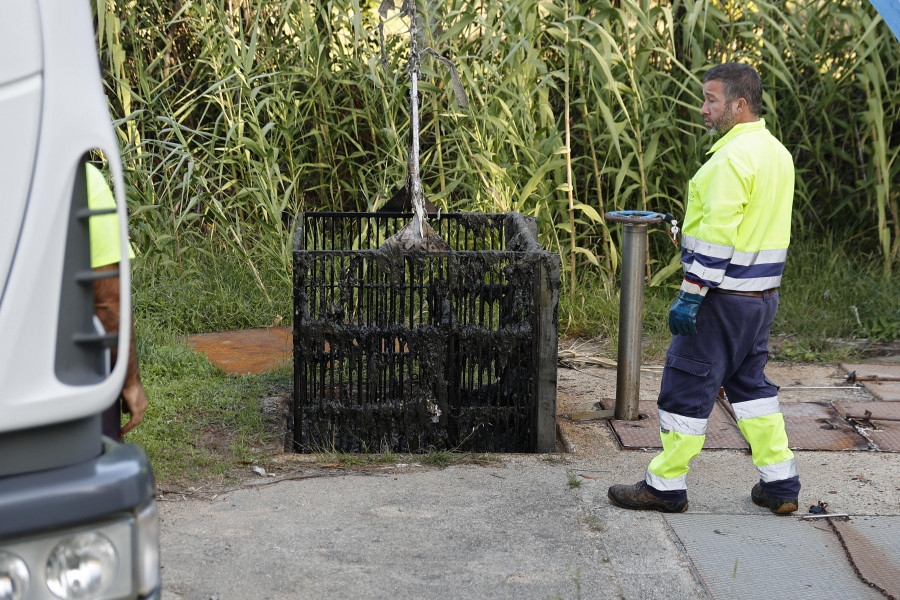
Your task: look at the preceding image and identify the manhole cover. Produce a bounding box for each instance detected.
[833,401,900,452]
[666,514,887,600]
[841,363,900,401]
[781,403,870,451]
[831,516,900,598]
[599,398,747,450]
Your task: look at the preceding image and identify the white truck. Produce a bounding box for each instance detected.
[0,1,160,598]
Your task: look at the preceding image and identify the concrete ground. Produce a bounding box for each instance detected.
[158,358,900,600]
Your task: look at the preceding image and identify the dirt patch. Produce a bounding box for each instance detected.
[186,327,292,375]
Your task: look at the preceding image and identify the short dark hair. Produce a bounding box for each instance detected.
[703,62,762,117]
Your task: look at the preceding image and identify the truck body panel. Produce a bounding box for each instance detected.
[0,0,132,433]
[0,0,42,307]
[0,2,161,598]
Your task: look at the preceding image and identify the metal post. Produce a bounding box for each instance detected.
[615,223,646,421]
[568,211,669,424]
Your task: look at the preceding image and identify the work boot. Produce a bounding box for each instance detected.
[608,481,688,513]
[751,483,798,514]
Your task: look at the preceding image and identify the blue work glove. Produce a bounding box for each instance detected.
[668,280,708,336]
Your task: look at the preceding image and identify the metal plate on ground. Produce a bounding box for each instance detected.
[665,514,886,600]
[781,402,870,451]
[831,516,900,598]
[598,399,748,450]
[833,401,900,452]
[187,327,293,375]
[841,363,900,401]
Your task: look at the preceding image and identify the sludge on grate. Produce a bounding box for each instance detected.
[292,212,560,453]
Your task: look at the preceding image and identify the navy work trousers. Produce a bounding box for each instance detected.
[656,289,800,499]
[659,290,779,418]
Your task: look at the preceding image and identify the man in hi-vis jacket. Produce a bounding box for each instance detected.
[87,162,148,440]
[608,62,800,514]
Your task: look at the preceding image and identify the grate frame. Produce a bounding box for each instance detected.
[292,212,560,453]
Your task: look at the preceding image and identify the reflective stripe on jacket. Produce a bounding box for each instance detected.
[681,119,794,291]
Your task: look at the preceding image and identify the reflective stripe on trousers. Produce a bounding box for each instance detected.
[732,396,799,483]
[644,410,707,498]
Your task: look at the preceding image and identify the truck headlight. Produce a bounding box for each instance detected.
[45,533,117,599]
[0,552,30,600]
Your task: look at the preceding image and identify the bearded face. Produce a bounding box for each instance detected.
[701,79,739,137]
[706,102,736,136]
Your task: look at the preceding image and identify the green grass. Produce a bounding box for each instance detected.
[775,236,900,358]
[130,247,292,486]
[130,348,291,486]
[583,516,605,533]
[559,266,673,360]
[133,243,291,335]
[313,449,400,468]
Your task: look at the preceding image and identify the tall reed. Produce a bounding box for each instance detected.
[96,0,900,298]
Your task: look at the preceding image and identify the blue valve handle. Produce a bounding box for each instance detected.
[605,210,675,224]
[609,210,664,218]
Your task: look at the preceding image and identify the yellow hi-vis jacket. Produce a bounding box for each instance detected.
[86,163,135,269]
[680,119,794,291]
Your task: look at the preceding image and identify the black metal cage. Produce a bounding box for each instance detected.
[292,212,560,453]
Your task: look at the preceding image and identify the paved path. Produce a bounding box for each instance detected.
[158,365,900,599]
